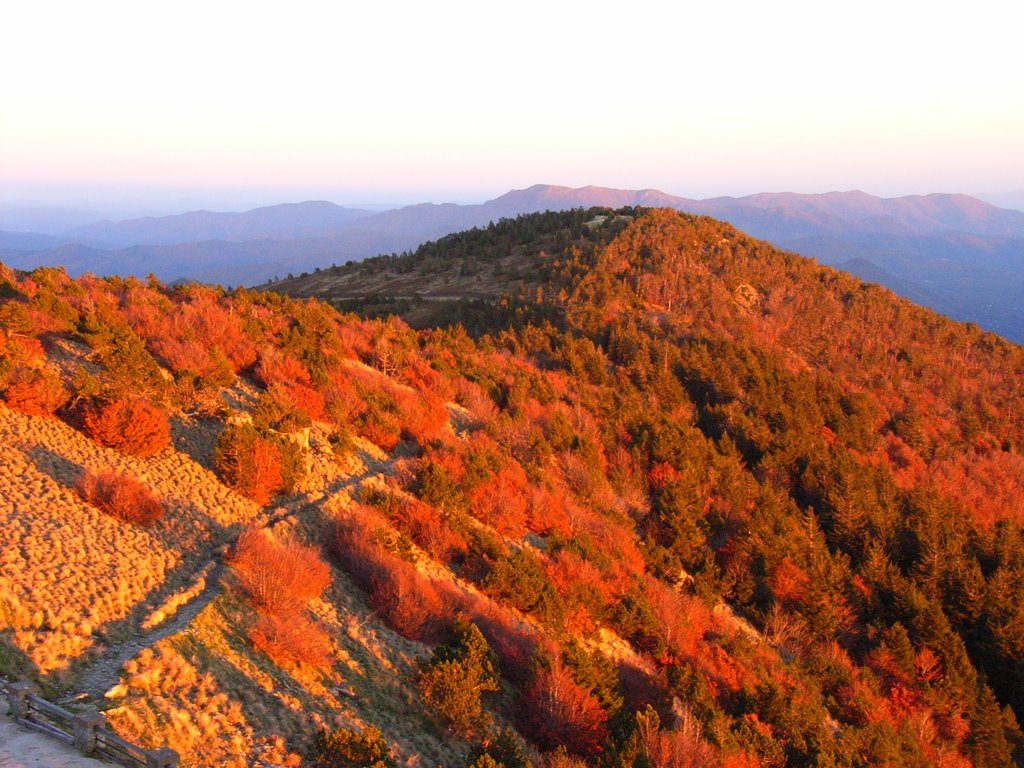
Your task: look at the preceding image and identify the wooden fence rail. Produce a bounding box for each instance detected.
[1,677,179,767]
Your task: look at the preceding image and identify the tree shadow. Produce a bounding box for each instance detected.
[168,414,220,471]
[0,631,40,686]
[16,444,242,694]
[22,443,85,492]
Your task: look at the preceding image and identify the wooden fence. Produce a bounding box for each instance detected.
[1,677,179,767]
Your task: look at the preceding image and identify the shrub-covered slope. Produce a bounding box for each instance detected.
[1,207,1022,767]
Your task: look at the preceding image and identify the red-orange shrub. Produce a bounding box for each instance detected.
[228,528,333,668]
[769,557,811,610]
[392,387,449,445]
[250,611,332,667]
[254,348,311,388]
[281,381,326,423]
[214,424,301,506]
[77,470,164,527]
[3,369,68,417]
[228,528,331,614]
[358,411,402,452]
[391,498,468,563]
[520,662,609,756]
[453,377,499,428]
[642,720,722,768]
[371,559,446,641]
[332,515,448,641]
[469,463,530,535]
[526,486,574,537]
[547,550,611,634]
[334,319,375,360]
[82,398,171,457]
[181,294,257,370]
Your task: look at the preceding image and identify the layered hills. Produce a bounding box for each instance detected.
[2,185,1022,342]
[1,208,1023,767]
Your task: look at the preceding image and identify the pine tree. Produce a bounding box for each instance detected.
[419,619,500,735]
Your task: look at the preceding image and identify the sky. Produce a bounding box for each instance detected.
[2,0,1022,210]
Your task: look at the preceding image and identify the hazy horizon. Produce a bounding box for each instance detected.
[5,182,1024,222]
[3,0,1021,213]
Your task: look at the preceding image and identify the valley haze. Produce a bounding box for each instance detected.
[1,184,1022,343]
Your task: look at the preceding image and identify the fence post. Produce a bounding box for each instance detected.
[72,708,106,754]
[7,681,37,719]
[146,747,181,767]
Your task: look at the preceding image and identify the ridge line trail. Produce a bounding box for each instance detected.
[74,559,226,700]
[71,446,399,703]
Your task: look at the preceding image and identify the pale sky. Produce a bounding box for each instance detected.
[2,0,1022,207]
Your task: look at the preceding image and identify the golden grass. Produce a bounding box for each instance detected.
[0,402,260,682]
[87,434,471,767]
[141,562,216,631]
[104,575,466,767]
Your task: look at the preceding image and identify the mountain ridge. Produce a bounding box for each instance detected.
[4,184,1023,341]
[1,207,1024,765]
[62,200,379,248]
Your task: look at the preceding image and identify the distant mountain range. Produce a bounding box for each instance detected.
[1,184,1022,341]
[60,201,378,248]
[978,189,1024,212]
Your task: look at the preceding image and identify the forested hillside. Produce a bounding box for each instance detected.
[1,207,1022,767]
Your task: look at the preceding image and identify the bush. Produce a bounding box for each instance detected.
[250,611,332,667]
[77,470,164,527]
[390,497,468,563]
[254,348,311,388]
[214,423,306,505]
[419,619,500,735]
[215,424,281,504]
[2,368,68,417]
[227,527,330,614]
[519,662,609,756]
[308,725,392,768]
[358,410,402,452]
[369,557,446,641]
[228,528,333,667]
[469,465,530,535]
[81,397,171,457]
[332,515,448,641]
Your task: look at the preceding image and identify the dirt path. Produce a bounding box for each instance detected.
[67,445,397,703]
[70,560,227,702]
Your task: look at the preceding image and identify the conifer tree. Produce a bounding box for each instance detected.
[419,618,500,735]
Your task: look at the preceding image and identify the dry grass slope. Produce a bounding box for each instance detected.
[99,459,471,768]
[0,402,260,685]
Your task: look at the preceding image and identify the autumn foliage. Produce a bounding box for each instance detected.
[520,661,609,756]
[82,397,172,456]
[229,527,330,612]
[77,469,164,527]
[227,528,332,666]
[214,423,305,505]
[332,513,447,642]
[4,207,1024,766]
[2,368,68,417]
